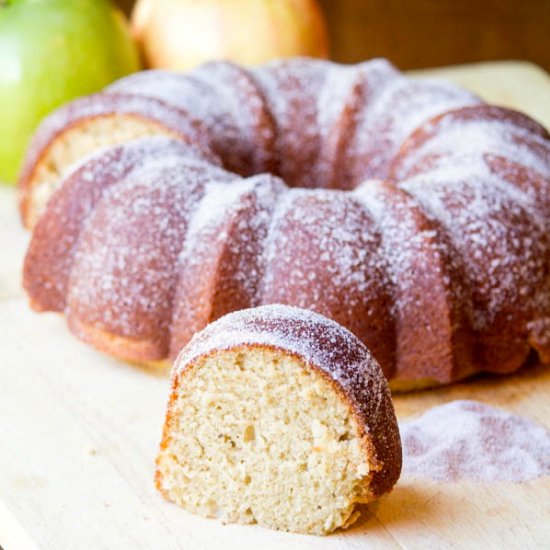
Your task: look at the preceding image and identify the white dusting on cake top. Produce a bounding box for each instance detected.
[257,187,396,374]
[107,70,219,122]
[23,56,550,382]
[254,58,333,188]
[342,71,481,184]
[24,137,213,311]
[401,400,550,482]
[177,304,373,377]
[354,179,470,382]
[393,110,550,181]
[67,159,233,343]
[401,166,550,330]
[261,188,389,308]
[192,60,277,173]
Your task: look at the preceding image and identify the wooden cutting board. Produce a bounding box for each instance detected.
[1,61,549,550]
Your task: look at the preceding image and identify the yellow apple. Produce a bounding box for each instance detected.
[132,0,329,71]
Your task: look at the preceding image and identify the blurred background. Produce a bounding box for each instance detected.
[1,0,548,184]
[116,0,550,70]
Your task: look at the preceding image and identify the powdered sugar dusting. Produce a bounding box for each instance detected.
[261,189,386,306]
[107,70,219,123]
[355,180,441,312]
[179,181,253,255]
[192,61,276,174]
[401,166,550,331]
[24,137,217,310]
[109,66,272,175]
[23,57,550,384]
[342,73,480,184]
[394,112,550,181]
[354,179,472,383]
[259,188,396,376]
[168,175,287,356]
[254,58,338,188]
[177,305,377,389]
[401,400,550,482]
[18,92,214,195]
[67,159,232,349]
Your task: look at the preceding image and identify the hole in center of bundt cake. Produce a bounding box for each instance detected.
[156,346,374,535]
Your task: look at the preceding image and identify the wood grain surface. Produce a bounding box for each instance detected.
[1,61,549,549]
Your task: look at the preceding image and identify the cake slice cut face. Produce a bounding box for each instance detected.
[156,305,401,535]
[18,93,211,228]
[158,347,369,534]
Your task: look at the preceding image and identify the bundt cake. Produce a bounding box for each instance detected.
[19,57,550,389]
[155,304,402,535]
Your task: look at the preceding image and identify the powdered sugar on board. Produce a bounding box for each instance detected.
[400,400,550,483]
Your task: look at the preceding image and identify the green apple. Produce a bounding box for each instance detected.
[0,0,140,184]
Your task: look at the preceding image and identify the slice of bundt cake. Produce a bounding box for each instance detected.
[156,305,402,535]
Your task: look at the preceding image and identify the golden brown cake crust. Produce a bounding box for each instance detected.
[260,189,397,379]
[168,174,285,358]
[19,58,550,388]
[64,156,235,362]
